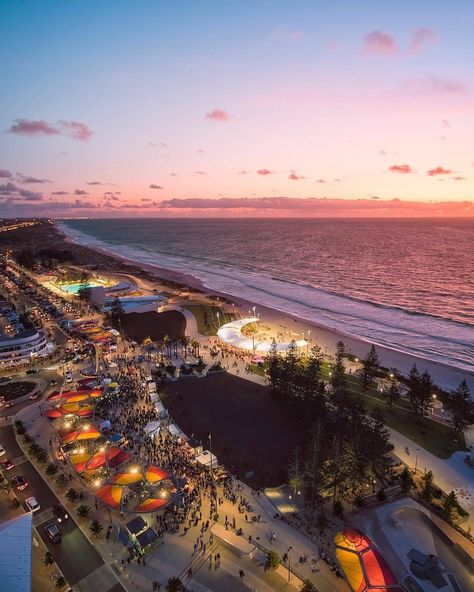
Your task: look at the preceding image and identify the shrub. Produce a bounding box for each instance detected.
[89,519,103,535]
[44,551,54,566]
[46,463,59,476]
[76,504,91,518]
[333,499,344,517]
[376,487,387,501]
[55,473,68,490]
[55,575,67,589]
[66,488,79,503]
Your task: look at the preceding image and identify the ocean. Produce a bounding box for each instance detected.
[60,218,474,373]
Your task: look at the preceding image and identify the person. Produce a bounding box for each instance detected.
[239,569,245,579]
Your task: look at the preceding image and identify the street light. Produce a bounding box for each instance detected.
[414,448,420,475]
[287,546,293,583]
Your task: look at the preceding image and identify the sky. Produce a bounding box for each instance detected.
[0,0,473,218]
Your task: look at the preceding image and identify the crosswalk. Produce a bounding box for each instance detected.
[33,507,55,527]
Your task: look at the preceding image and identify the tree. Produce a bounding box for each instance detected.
[55,576,67,589]
[89,519,104,536]
[300,580,318,592]
[46,463,59,476]
[66,488,79,503]
[442,490,458,523]
[44,551,54,566]
[421,470,434,503]
[109,297,124,327]
[77,285,92,302]
[385,371,400,408]
[288,447,303,494]
[331,341,346,392]
[360,345,380,391]
[399,466,415,494]
[166,577,184,592]
[408,366,434,420]
[444,380,473,433]
[77,504,91,518]
[55,473,68,489]
[266,550,281,570]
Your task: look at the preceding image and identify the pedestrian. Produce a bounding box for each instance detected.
[239,569,245,579]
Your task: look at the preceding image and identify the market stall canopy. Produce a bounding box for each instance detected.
[144,421,161,436]
[110,471,143,485]
[145,465,170,483]
[133,497,169,513]
[45,409,63,419]
[96,484,123,509]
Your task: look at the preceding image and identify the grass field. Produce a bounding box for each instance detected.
[184,304,236,336]
[163,372,304,488]
[0,381,35,401]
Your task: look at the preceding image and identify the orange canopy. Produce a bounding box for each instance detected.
[96,484,123,508]
[145,465,170,483]
[133,497,169,513]
[110,472,143,485]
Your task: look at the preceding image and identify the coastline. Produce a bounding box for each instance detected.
[56,221,473,392]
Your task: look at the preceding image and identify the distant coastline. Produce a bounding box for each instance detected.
[55,220,474,392]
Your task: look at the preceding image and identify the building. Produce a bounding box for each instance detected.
[0,329,53,364]
[0,513,32,591]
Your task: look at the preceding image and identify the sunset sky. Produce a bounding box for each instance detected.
[1,0,473,217]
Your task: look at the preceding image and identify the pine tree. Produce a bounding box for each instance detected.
[442,490,458,523]
[421,470,434,502]
[385,371,400,408]
[360,345,380,391]
[409,366,434,420]
[444,380,473,433]
[399,466,415,494]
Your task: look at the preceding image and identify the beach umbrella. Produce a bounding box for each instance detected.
[145,465,170,484]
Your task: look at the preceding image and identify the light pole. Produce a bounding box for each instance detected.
[414,448,420,475]
[287,546,292,583]
[216,312,220,328]
[252,306,256,318]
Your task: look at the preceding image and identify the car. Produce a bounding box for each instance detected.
[26,369,39,375]
[45,523,61,543]
[25,496,40,512]
[0,443,5,457]
[12,475,29,490]
[65,371,73,384]
[1,459,14,471]
[53,504,69,523]
[50,379,58,386]
[28,392,40,400]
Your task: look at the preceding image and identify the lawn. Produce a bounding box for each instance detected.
[162,372,304,489]
[184,304,236,336]
[360,395,465,458]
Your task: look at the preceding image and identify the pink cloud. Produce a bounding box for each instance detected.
[408,28,438,54]
[288,172,305,180]
[59,121,92,141]
[205,109,230,122]
[452,176,466,181]
[388,164,415,174]
[0,169,13,178]
[74,189,90,195]
[316,179,328,184]
[361,30,398,56]
[149,184,163,189]
[427,166,454,176]
[257,168,274,175]
[8,118,92,141]
[16,173,51,184]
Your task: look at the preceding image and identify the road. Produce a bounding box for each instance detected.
[0,424,123,591]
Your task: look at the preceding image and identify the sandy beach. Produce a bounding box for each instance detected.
[51,221,473,392]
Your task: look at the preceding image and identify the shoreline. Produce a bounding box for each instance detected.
[56,221,473,392]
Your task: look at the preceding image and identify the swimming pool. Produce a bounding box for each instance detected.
[57,281,103,294]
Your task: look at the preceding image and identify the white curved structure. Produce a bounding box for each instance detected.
[217,317,307,353]
[0,329,52,363]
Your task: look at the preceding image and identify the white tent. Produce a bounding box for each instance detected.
[168,423,186,439]
[196,450,219,468]
[144,421,161,436]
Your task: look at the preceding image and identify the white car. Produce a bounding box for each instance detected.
[0,443,5,457]
[26,496,40,513]
[65,370,73,384]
